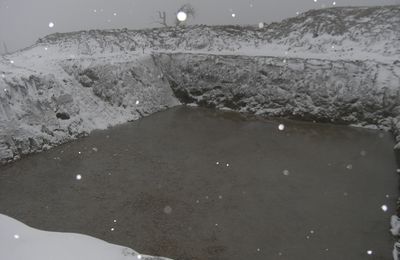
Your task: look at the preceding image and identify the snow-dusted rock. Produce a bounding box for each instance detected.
[154,53,400,128]
[394,242,400,260]
[391,215,400,236]
[0,214,171,260]
[1,5,400,163]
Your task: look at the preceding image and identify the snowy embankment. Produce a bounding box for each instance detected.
[0,214,170,260]
[1,5,399,164]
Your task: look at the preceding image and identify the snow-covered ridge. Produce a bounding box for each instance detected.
[0,5,400,164]
[29,5,400,59]
[0,214,171,260]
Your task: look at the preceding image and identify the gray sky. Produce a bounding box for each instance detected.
[0,0,398,53]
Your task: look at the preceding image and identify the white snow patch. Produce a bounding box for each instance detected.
[0,214,172,260]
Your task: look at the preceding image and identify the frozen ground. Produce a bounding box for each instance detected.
[0,5,399,164]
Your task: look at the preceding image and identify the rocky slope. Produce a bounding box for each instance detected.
[154,53,399,126]
[0,5,400,164]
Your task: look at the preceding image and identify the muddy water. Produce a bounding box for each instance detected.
[0,106,398,260]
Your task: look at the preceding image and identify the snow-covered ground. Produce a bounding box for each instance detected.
[0,214,171,260]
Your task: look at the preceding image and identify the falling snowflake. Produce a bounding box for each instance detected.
[283,169,290,176]
[177,11,187,22]
[76,174,82,180]
[13,234,20,239]
[333,1,337,5]
[163,206,172,214]
[278,124,285,131]
[231,13,236,18]
[135,100,140,105]
[48,22,55,28]
[137,255,142,259]
[216,161,220,165]
[346,164,353,170]
[110,227,115,231]
[258,22,264,29]
[226,163,230,167]
[113,12,117,16]
[381,205,388,212]
[10,60,14,64]
[367,250,373,255]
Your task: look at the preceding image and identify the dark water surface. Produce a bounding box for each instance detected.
[0,106,398,260]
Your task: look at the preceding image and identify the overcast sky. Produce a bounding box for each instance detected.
[0,0,398,53]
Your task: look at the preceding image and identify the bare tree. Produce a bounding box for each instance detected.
[154,4,196,28]
[175,4,196,26]
[155,11,168,27]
